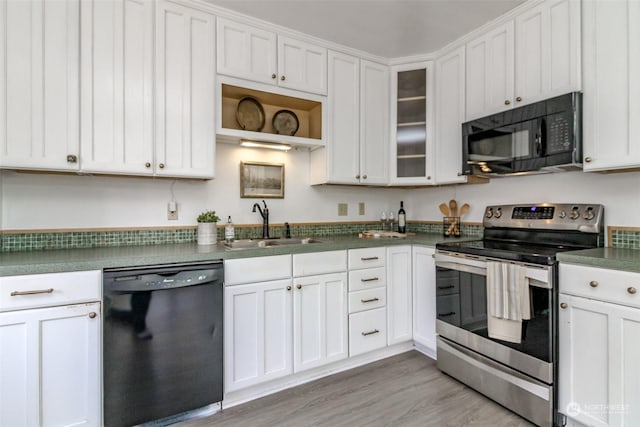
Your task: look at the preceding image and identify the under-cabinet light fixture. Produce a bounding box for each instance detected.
[240,140,292,151]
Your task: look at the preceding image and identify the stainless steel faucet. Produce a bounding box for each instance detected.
[252,200,270,239]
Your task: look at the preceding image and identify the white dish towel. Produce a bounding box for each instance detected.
[486,261,531,344]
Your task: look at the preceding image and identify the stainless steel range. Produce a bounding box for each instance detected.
[435,203,604,427]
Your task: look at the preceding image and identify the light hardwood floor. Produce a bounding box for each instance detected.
[178,351,534,427]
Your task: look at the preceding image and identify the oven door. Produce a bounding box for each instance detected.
[434,252,554,384]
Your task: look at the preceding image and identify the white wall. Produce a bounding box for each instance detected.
[1,144,639,231]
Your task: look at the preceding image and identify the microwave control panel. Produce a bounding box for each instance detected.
[546,114,572,155]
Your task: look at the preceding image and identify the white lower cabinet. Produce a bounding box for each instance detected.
[224,279,293,393]
[412,246,437,355]
[386,245,413,345]
[0,302,101,427]
[349,307,387,357]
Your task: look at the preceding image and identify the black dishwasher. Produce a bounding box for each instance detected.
[103,261,223,427]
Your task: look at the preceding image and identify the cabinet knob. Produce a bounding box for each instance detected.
[504,100,511,105]
[584,157,592,163]
[628,287,637,295]
[427,176,431,180]
[286,285,292,291]
[159,163,165,169]
[89,312,97,319]
[362,174,367,179]
[560,302,568,309]
[356,174,360,179]
[66,154,78,164]
[281,75,286,81]
[296,284,302,290]
[516,96,522,102]
[589,280,599,288]
[271,73,276,79]
[145,162,151,168]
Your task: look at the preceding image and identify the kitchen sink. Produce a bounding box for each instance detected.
[221,237,323,250]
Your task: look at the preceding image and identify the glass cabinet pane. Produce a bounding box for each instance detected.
[395,68,427,179]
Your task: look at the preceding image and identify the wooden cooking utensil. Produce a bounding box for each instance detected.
[459,203,470,217]
[439,203,450,216]
[449,199,458,217]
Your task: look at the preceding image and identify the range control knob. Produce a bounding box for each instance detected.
[583,207,595,220]
[559,211,567,219]
[485,208,493,218]
[569,207,580,220]
[494,207,502,218]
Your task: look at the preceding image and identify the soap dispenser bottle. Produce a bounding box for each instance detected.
[225,216,235,242]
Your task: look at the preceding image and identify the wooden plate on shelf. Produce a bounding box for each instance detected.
[272,109,299,136]
[236,97,265,132]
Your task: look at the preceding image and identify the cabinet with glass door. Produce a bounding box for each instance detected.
[390,62,434,185]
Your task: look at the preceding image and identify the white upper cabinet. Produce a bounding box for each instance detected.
[217,18,327,95]
[156,0,215,179]
[466,21,514,120]
[0,0,79,171]
[360,60,390,185]
[434,46,467,185]
[80,0,154,175]
[582,0,640,171]
[389,62,435,185]
[466,0,580,120]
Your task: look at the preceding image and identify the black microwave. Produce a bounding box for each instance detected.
[462,92,582,176]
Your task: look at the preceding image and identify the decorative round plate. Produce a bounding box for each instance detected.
[236,97,265,132]
[272,110,299,136]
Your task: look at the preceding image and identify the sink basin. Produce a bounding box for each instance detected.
[221,238,323,250]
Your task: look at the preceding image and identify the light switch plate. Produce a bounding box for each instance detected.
[338,203,348,216]
[359,202,365,215]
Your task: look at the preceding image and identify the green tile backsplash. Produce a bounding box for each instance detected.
[610,229,640,250]
[1,221,484,252]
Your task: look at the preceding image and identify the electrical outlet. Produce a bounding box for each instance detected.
[359,202,365,215]
[167,202,178,220]
[338,203,348,216]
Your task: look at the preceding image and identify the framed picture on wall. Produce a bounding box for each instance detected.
[240,161,285,198]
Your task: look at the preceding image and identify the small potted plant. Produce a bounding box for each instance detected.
[196,210,220,245]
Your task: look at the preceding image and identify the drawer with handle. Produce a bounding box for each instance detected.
[560,263,640,308]
[348,247,386,270]
[349,287,386,314]
[349,307,387,356]
[348,267,386,292]
[0,270,101,312]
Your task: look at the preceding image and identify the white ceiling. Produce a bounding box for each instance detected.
[209,0,526,58]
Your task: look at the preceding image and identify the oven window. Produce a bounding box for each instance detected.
[436,267,552,363]
[468,127,530,162]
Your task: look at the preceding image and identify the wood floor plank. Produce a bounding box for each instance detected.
[178,351,534,427]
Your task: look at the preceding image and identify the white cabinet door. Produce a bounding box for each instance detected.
[216,17,277,85]
[156,0,215,179]
[0,0,79,171]
[582,0,640,171]
[360,60,389,185]
[412,246,436,356]
[80,0,154,175]
[386,246,413,345]
[321,50,360,184]
[0,302,101,427]
[434,45,467,184]
[278,36,327,95]
[293,273,348,372]
[466,21,514,120]
[559,294,640,427]
[224,280,293,392]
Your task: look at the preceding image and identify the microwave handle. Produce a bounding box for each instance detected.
[535,118,545,156]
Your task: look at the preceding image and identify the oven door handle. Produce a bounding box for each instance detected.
[436,261,486,276]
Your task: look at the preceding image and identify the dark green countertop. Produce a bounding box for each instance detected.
[557,247,640,273]
[0,233,467,276]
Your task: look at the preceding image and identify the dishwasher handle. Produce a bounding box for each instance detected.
[104,267,223,292]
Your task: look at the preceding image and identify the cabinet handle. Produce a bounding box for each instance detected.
[628,287,637,295]
[516,96,522,102]
[362,174,367,179]
[361,256,379,261]
[11,288,54,296]
[287,285,292,291]
[361,277,379,282]
[584,157,592,163]
[66,154,78,164]
[589,280,599,288]
[438,285,455,290]
[271,73,276,79]
[145,162,151,168]
[560,303,568,309]
[296,284,302,289]
[280,75,286,81]
[361,297,380,303]
[361,329,380,336]
[159,163,165,169]
[504,99,511,105]
[89,312,97,319]
[438,311,456,317]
